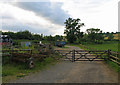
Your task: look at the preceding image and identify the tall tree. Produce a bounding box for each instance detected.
[16,30,33,40]
[64,18,84,43]
[86,28,104,43]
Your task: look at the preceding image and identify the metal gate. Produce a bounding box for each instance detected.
[54,50,109,62]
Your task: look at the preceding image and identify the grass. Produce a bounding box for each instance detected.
[70,41,118,52]
[84,42,118,52]
[2,54,62,83]
[69,41,120,72]
[106,60,120,72]
[64,45,69,48]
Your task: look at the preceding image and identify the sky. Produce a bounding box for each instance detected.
[0,0,119,35]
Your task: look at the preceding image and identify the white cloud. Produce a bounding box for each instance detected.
[61,0,119,32]
[0,2,64,35]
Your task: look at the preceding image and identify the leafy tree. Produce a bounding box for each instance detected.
[76,32,84,43]
[86,28,104,43]
[2,31,17,39]
[44,35,55,42]
[108,34,114,41]
[64,18,84,43]
[54,35,63,41]
[2,30,60,43]
[16,30,33,40]
[33,34,43,40]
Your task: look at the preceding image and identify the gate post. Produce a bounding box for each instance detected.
[9,48,12,63]
[30,49,32,58]
[72,50,75,62]
[107,49,111,60]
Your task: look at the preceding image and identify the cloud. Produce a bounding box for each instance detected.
[12,2,70,25]
[0,2,65,35]
[61,0,119,32]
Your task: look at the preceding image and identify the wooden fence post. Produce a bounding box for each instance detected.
[72,50,75,62]
[107,49,111,60]
[10,48,13,63]
[30,49,32,58]
[116,52,119,65]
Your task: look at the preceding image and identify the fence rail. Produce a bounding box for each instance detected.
[109,51,120,65]
[77,44,120,65]
[2,49,52,69]
[55,49,120,65]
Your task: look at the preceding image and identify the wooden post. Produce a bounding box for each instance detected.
[107,49,111,60]
[72,50,75,62]
[10,48,13,63]
[30,49,32,58]
[116,52,119,65]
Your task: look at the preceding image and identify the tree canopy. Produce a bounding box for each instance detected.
[86,28,104,43]
[64,18,84,43]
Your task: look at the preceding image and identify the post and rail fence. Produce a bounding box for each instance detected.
[1,47,120,68]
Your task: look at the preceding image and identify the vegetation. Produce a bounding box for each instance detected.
[64,18,84,43]
[106,60,120,72]
[2,30,64,45]
[86,28,104,44]
[2,54,62,83]
[82,41,118,52]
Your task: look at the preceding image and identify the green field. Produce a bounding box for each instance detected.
[70,41,119,52]
[84,41,118,52]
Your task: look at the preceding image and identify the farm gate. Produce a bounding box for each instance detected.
[54,49,119,64]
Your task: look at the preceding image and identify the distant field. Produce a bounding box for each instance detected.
[70,41,119,52]
[84,41,118,52]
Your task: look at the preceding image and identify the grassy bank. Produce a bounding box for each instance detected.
[69,41,119,72]
[2,54,62,83]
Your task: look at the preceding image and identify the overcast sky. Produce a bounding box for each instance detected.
[0,0,119,35]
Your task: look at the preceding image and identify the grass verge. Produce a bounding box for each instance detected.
[105,60,120,72]
[2,54,62,83]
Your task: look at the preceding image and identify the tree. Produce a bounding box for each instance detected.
[33,34,42,40]
[86,28,104,43]
[54,35,63,41]
[44,35,55,42]
[64,18,84,43]
[108,34,114,41]
[16,30,33,40]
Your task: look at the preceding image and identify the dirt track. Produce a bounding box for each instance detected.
[11,46,118,83]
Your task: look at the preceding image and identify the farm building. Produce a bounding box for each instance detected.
[0,35,13,45]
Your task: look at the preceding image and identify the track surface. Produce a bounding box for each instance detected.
[11,46,118,83]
